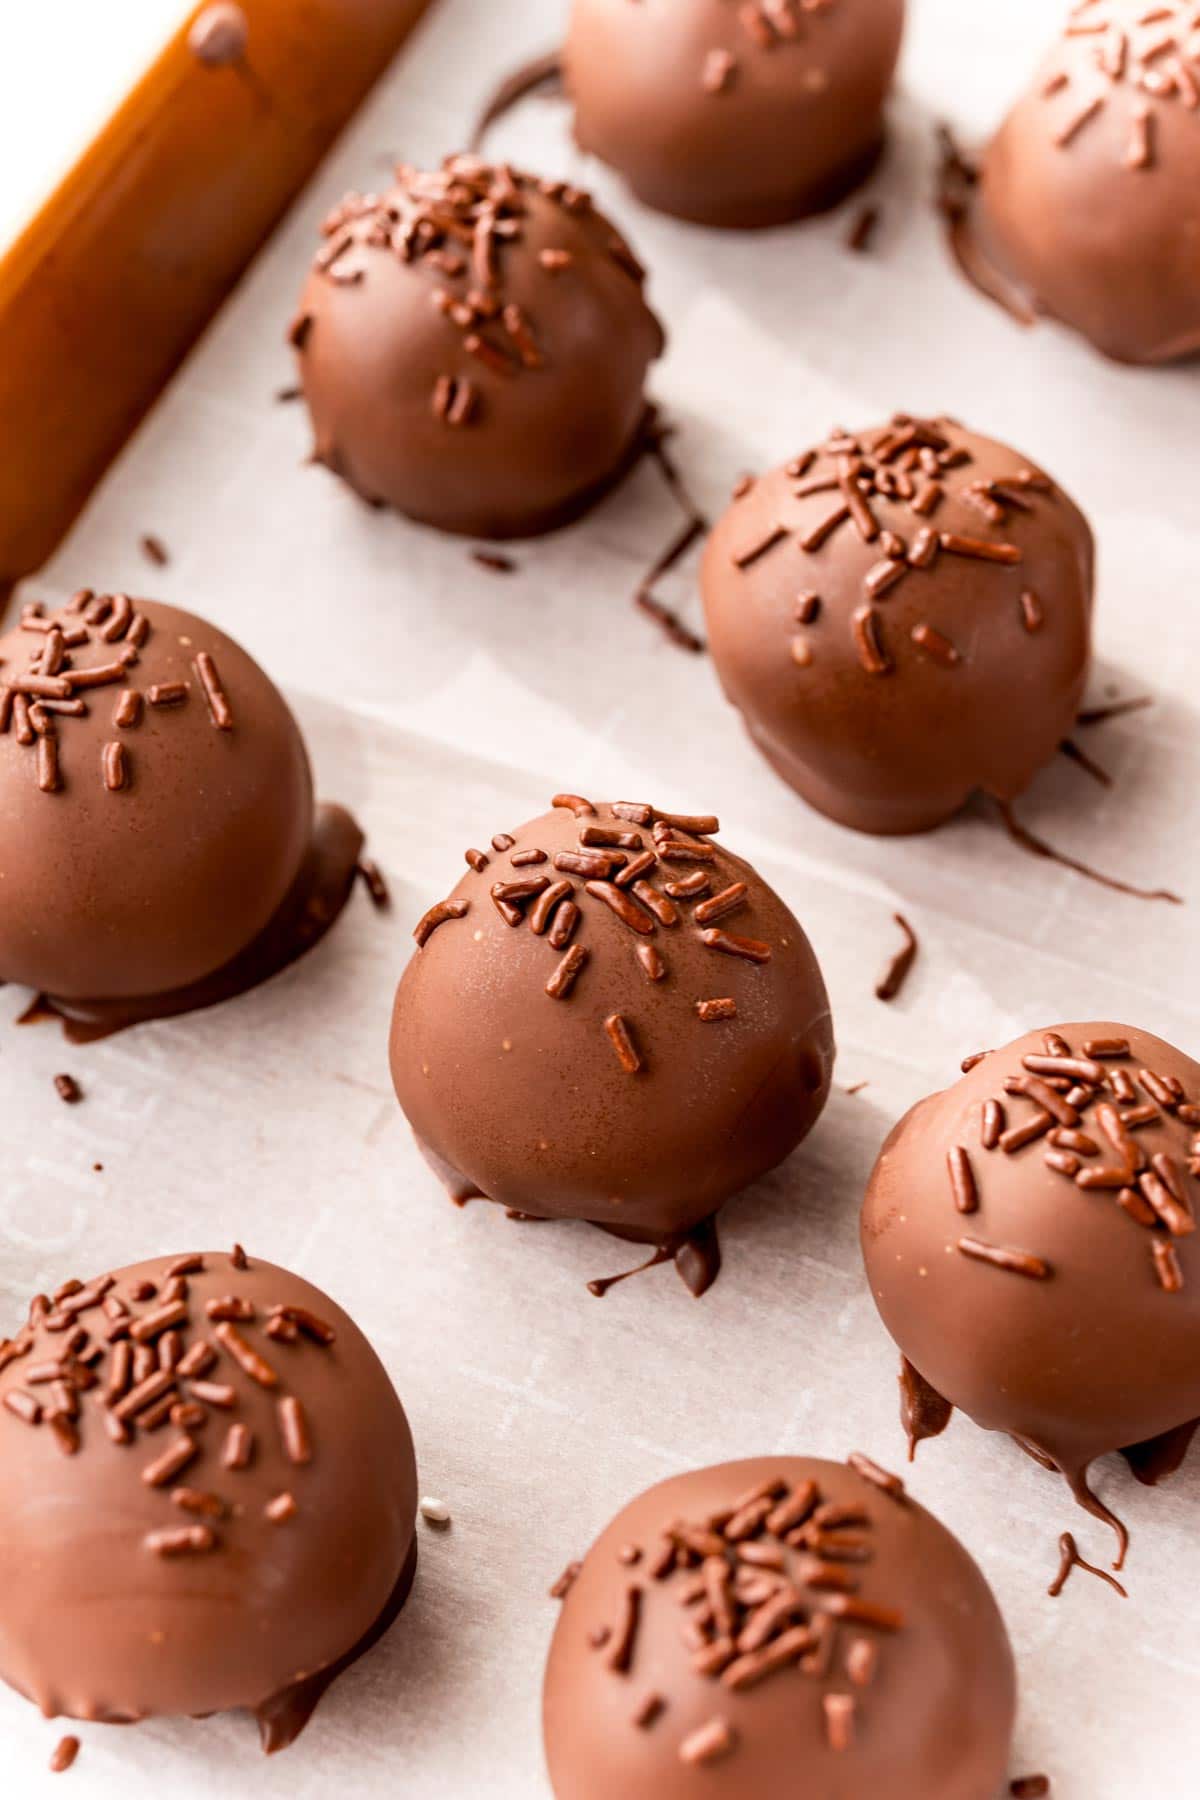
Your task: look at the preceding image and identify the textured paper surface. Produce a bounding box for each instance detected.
[5,0,1200,1792]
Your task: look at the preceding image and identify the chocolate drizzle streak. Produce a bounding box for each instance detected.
[875,914,919,1002]
[295,154,664,539]
[898,1358,954,1460]
[996,800,1182,906]
[1047,1530,1128,1600]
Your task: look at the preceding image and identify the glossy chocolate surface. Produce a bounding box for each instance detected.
[294,156,664,538]
[863,1024,1200,1552]
[543,1455,1015,1798]
[390,797,834,1273]
[564,0,905,229]
[0,593,314,1002]
[702,417,1093,835]
[0,1251,417,1747]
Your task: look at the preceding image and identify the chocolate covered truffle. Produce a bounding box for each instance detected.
[543,1454,1015,1798]
[389,794,834,1293]
[863,1024,1200,1559]
[971,0,1200,364]
[0,590,363,1037]
[563,0,905,229]
[702,416,1094,836]
[0,1249,417,1750]
[292,155,664,538]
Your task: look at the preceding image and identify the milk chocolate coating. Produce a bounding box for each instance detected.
[862,1024,1200,1550]
[389,798,834,1265]
[701,417,1094,836]
[975,1,1200,365]
[0,595,313,1002]
[543,1455,1015,1799]
[294,156,664,539]
[0,1251,417,1748]
[563,0,905,229]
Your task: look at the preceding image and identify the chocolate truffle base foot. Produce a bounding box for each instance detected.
[255,1533,418,1754]
[943,194,1200,368]
[742,716,973,836]
[613,133,887,232]
[898,1355,1200,1569]
[939,193,1039,332]
[1120,1417,1200,1488]
[14,802,364,1044]
[413,1134,723,1297]
[319,404,660,544]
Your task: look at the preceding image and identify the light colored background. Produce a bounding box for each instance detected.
[0,0,180,249]
[4,0,1200,1793]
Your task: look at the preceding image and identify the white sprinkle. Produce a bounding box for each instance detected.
[420,1496,452,1527]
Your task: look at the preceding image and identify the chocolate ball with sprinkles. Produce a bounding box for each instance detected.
[0,591,365,1038]
[543,1454,1015,1798]
[863,1024,1200,1565]
[389,795,834,1295]
[563,0,905,230]
[969,0,1200,364]
[0,1249,418,1749]
[701,416,1094,836]
[291,154,664,539]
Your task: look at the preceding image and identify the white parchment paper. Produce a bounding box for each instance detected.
[4,0,1199,1793]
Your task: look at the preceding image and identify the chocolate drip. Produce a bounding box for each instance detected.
[673,1215,722,1298]
[413,1135,486,1208]
[1047,1530,1127,1601]
[1077,697,1152,729]
[1014,1436,1131,1568]
[468,49,564,153]
[254,1536,417,1753]
[632,417,710,654]
[1055,1456,1130,1571]
[416,1129,728,1300]
[935,126,1037,329]
[587,1245,673,1299]
[898,1357,954,1460]
[1058,738,1111,789]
